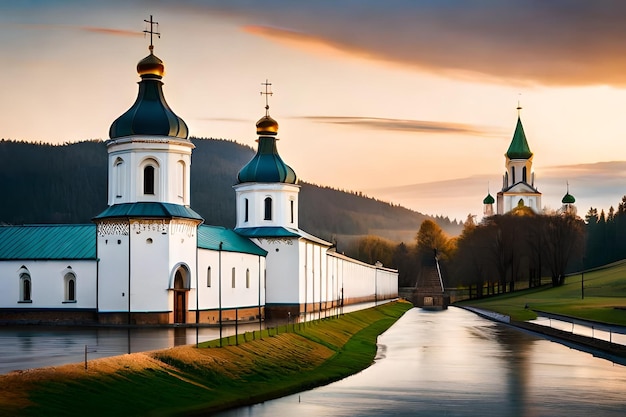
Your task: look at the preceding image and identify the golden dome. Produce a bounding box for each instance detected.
[256,115,278,136]
[137,47,164,78]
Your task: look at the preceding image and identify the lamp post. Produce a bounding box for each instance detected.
[581,257,585,300]
[219,241,223,347]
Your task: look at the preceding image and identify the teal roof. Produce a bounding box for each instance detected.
[506,117,533,160]
[562,193,576,204]
[93,203,203,221]
[483,193,495,204]
[198,225,267,256]
[234,226,300,238]
[0,224,96,260]
[109,52,188,140]
[237,136,297,184]
[235,227,332,246]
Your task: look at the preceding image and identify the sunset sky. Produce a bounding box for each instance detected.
[3,1,626,222]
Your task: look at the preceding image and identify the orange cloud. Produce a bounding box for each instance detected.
[231,3,626,87]
[300,116,500,137]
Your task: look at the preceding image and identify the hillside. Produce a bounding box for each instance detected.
[0,138,461,244]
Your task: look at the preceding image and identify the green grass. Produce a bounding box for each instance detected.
[458,260,626,325]
[8,301,412,417]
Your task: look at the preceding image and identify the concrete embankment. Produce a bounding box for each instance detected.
[0,301,412,417]
[458,305,626,361]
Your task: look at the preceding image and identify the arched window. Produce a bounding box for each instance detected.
[290,199,294,223]
[511,167,516,184]
[64,273,76,302]
[144,165,155,195]
[207,266,212,287]
[176,160,185,200]
[231,267,236,288]
[20,272,31,302]
[244,198,249,222]
[115,157,124,199]
[522,166,527,182]
[264,197,272,221]
[246,269,250,289]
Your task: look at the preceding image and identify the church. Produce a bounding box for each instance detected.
[482,106,576,217]
[0,32,398,325]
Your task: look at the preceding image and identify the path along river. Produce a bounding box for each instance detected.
[215,307,626,417]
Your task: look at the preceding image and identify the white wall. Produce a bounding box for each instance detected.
[196,248,266,311]
[0,260,96,309]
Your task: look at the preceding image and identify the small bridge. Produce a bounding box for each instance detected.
[400,250,449,310]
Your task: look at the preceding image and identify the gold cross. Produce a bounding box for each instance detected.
[143,15,160,51]
[260,79,273,116]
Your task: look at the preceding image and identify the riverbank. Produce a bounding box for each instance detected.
[0,301,412,417]
[458,305,626,362]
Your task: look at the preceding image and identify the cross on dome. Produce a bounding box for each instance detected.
[260,79,273,117]
[143,15,161,53]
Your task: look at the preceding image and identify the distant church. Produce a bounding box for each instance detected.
[0,21,398,325]
[483,106,576,217]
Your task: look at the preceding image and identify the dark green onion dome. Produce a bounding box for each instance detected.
[505,117,533,160]
[562,192,576,204]
[237,114,297,184]
[109,46,188,140]
[483,193,495,204]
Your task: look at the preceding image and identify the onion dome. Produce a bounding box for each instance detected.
[483,193,495,205]
[562,192,575,204]
[256,115,279,136]
[506,116,533,160]
[237,111,297,184]
[109,46,188,140]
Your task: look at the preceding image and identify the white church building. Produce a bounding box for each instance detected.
[0,37,397,325]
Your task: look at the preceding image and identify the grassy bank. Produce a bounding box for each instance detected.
[458,260,626,325]
[0,301,412,417]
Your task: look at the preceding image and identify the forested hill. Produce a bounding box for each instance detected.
[0,138,462,243]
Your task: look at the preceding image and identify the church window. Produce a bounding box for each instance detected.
[511,167,516,184]
[64,273,76,302]
[144,165,155,195]
[244,198,249,222]
[19,272,31,303]
[290,199,294,223]
[207,267,212,287]
[264,197,272,220]
[114,158,124,199]
[522,166,527,182]
[231,267,236,288]
[518,198,525,207]
[246,269,250,289]
[176,160,185,200]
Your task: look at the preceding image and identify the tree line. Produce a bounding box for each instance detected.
[346,206,587,298]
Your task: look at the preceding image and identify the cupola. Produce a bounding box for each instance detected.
[109,44,188,140]
[237,82,297,184]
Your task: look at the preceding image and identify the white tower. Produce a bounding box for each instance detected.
[93,18,203,325]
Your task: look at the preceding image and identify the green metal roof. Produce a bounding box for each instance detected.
[562,193,576,204]
[109,52,188,140]
[506,117,533,160]
[237,136,297,184]
[198,225,267,256]
[235,227,332,246]
[0,224,96,260]
[483,193,495,204]
[94,202,203,221]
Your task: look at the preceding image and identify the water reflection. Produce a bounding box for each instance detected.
[216,307,626,417]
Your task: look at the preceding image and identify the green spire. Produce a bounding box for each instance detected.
[506,116,533,160]
[483,193,495,205]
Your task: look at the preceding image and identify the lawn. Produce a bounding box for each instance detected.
[458,260,626,325]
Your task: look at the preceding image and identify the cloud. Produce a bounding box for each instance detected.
[7,23,142,37]
[203,1,626,86]
[299,116,500,136]
[78,26,142,37]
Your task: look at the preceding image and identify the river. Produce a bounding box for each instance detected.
[215,307,626,417]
